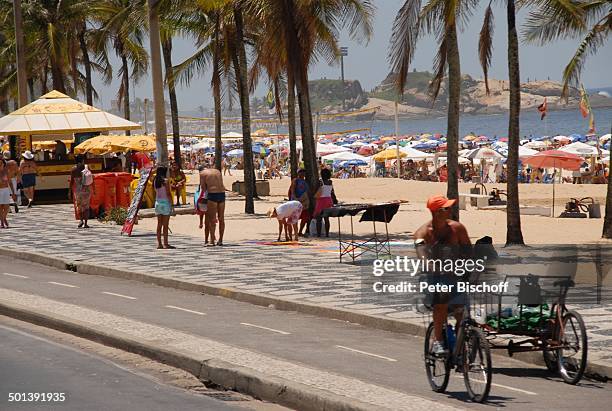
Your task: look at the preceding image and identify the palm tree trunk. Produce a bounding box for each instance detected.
[27,78,34,102]
[232,6,255,214]
[603,123,612,238]
[506,0,525,245]
[12,0,28,107]
[162,37,182,168]
[121,51,131,136]
[78,26,93,105]
[213,12,223,172]
[287,71,298,179]
[50,59,66,93]
[446,25,461,221]
[41,65,48,94]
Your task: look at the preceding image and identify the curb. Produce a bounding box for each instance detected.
[0,301,387,411]
[1,247,610,381]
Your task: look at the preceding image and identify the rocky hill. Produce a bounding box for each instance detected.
[368,71,612,118]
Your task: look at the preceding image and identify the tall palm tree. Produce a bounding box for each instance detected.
[478,1,525,245]
[523,0,611,237]
[231,3,256,213]
[94,0,149,132]
[389,0,475,221]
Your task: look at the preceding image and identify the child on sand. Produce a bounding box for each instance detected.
[267,200,303,242]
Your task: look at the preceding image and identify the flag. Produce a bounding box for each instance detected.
[266,88,275,110]
[579,85,591,118]
[537,97,547,120]
[588,113,596,134]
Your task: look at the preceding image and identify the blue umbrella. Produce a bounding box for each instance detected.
[340,159,368,166]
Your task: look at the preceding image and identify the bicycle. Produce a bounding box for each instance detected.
[423,307,492,403]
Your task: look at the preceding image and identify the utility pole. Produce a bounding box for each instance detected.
[13,0,28,107]
[143,98,149,135]
[147,0,168,166]
[340,46,348,111]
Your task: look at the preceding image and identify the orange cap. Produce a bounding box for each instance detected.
[427,195,457,212]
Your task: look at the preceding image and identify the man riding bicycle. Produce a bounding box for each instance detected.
[414,195,472,355]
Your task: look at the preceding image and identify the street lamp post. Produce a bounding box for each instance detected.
[340,46,348,111]
[147,0,168,166]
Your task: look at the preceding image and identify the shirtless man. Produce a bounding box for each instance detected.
[19,151,37,208]
[4,153,20,213]
[413,195,472,355]
[200,166,226,246]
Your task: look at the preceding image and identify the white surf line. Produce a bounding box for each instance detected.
[101,291,137,300]
[2,272,29,279]
[48,281,79,288]
[165,305,206,316]
[453,376,537,395]
[335,345,398,362]
[240,322,291,335]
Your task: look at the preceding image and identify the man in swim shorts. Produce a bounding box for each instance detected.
[200,166,226,246]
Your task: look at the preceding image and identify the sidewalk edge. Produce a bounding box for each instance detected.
[0,301,389,411]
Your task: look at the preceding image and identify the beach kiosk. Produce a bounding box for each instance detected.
[0,90,140,194]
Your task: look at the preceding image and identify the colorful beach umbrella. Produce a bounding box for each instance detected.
[373,148,406,161]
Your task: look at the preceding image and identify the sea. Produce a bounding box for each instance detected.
[313,106,612,138]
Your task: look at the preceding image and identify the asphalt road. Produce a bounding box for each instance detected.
[1,257,610,410]
[0,323,259,411]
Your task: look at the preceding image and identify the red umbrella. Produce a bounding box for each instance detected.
[522,149,582,171]
[523,150,584,216]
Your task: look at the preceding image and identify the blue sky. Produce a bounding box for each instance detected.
[92,0,612,111]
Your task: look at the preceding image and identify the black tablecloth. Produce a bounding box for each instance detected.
[320,202,400,223]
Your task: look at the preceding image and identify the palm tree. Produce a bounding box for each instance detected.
[389,0,475,221]
[94,0,149,133]
[523,1,611,237]
[478,1,525,245]
[12,0,27,106]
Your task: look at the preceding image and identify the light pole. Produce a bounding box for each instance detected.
[147,0,168,166]
[340,46,348,111]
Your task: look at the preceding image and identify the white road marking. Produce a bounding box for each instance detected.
[2,273,29,279]
[240,322,291,335]
[48,281,79,288]
[453,376,537,395]
[165,305,206,316]
[102,292,137,300]
[335,345,398,362]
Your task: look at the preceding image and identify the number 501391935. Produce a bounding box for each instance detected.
[8,392,66,402]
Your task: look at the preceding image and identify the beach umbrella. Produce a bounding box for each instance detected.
[226,148,244,157]
[252,128,269,137]
[358,146,374,155]
[559,141,608,156]
[222,131,242,138]
[192,141,210,151]
[74,135,122,155]
[400,146,434,159]
[497,137,508,142]
[340,159,368,167]
[316,143,351,155]
[601,156,610,164]
[463,134,477,141]
[322,151,368,162]
[525,140,549,149]
[373,148,406,161]
[523,150,584,217]
[111,135,157,152]
[464,147,503,160]
[600,133,611,144]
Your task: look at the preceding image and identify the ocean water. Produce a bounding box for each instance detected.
[312,106,612,138]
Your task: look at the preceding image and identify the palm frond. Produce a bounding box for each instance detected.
[478,2,494,95]
[388,0,422,95]
[428,32,447,104]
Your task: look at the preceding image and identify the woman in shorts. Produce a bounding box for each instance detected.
[0,159,17,228]
[19,151,37,207]
[153,166,174,249]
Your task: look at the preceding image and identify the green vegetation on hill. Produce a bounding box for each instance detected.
[307,79,368,111]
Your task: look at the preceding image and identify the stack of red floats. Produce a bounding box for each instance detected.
[87,172,134,218]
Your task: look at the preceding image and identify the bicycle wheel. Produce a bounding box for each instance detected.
[557,310,587,384]
[462,326,492,403]
[424,322,450,393]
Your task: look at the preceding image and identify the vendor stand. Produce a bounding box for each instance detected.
[320,201,401,263]
[0,90,140,195]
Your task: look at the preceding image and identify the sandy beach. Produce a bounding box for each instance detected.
[137,170,610,246]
